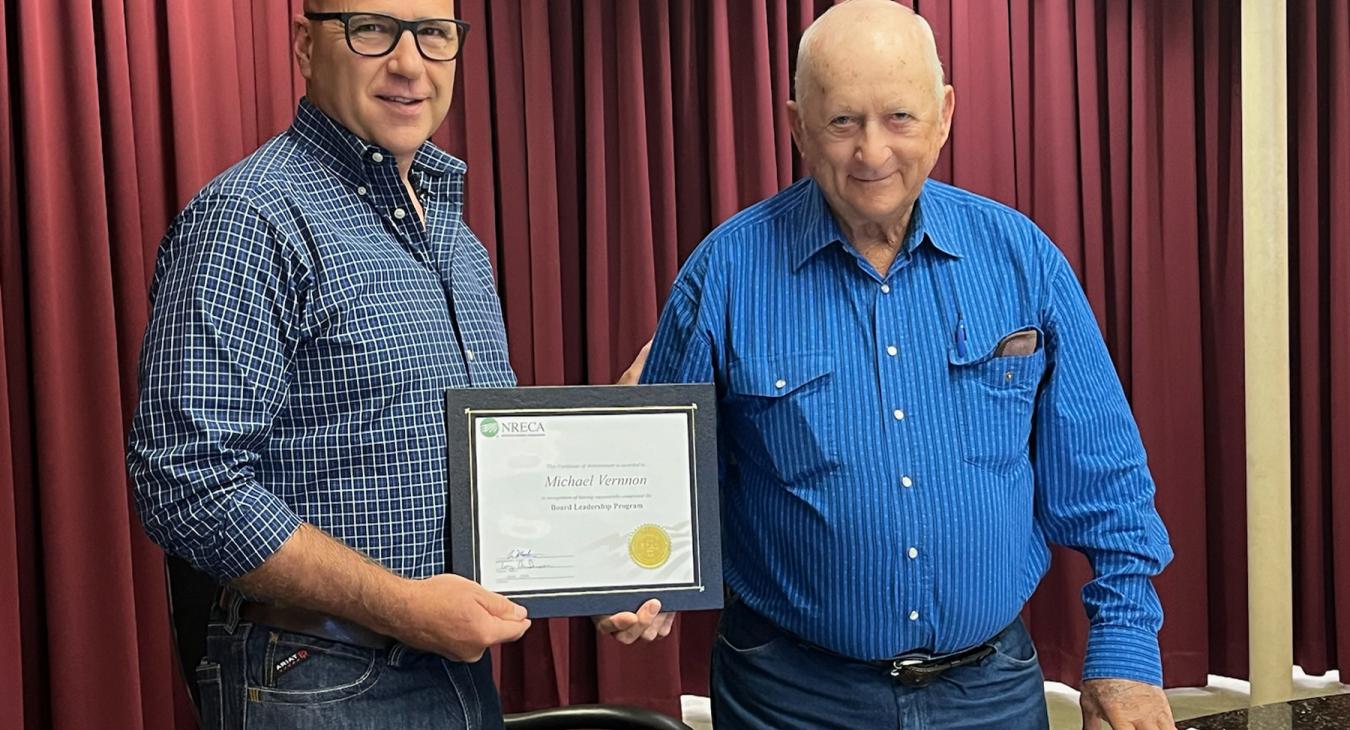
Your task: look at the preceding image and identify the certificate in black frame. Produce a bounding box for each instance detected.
[444,383,722,618]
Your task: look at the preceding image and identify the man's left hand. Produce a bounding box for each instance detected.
[1080,678,1176,730]
[593,598,675,644]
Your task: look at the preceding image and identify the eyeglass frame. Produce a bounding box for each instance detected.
[303,12,471,62]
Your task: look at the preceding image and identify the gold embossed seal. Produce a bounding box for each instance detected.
[628,524,672,569]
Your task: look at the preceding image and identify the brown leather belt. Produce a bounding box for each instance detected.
[232,596,396,651]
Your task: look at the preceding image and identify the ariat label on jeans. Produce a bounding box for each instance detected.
[273,649,311,678]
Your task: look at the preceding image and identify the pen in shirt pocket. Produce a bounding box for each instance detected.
[955,311,968,359]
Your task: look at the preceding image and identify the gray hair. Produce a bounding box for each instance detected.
[794,1,946,112]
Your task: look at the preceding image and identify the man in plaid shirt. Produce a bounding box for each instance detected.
[128,2,662,727]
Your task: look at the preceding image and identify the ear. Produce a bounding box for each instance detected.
[787,100,807,158]
[936,85,955,147]
[293,14,315,80]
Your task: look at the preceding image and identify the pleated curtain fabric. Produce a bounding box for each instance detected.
[1,1,1346,728]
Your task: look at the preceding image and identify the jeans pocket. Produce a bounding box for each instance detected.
[195,660,225,730]
[949,343,1046,475]
[716,601,789,656]
[983,619,1042,672]
[244,626,384,705]
[726,353,839,484]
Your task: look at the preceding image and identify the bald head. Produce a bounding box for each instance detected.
[783,0,954,248]
[795,0,944,111]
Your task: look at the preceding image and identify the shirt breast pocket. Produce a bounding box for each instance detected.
[726,353,840,484]
[948,328,1047,475]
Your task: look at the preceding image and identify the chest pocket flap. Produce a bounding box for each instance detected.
[728,352,833,398]
[725,352,838,484]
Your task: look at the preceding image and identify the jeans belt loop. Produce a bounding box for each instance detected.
[221,589,245,635]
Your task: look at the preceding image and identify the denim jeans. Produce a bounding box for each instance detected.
[195,599,504,729]
[711,599,1050,730]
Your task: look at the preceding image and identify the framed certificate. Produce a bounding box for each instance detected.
[444,384,723,619]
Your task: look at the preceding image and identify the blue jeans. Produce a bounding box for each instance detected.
[711,600,1049,730]
[195,600,504,729]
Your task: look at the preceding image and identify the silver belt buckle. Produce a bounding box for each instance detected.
[889,654,930,681]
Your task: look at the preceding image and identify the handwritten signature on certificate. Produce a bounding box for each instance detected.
[495,547,575,577]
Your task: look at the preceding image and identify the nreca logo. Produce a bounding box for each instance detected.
[499,420,546,435]
[488,418,545,434]
[479,418,500,438]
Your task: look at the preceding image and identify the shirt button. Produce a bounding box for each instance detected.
[887,345,898,357]
[356,186,368,196]
[370,151,385,163]
[393,208,407,220]
[908,610,920,621]
[881,284,892,294]
[907,547,919,559]
[774,379,786,389]
[465,349,476,361]
[893,409,905,421]
[901,475,913,488]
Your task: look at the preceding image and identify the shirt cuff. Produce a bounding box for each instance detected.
[213,487,304,581]
[1082,624,1164,685]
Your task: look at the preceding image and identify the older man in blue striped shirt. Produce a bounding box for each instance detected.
[640,2,1175,729]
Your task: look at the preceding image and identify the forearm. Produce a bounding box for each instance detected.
[231,522,415,638]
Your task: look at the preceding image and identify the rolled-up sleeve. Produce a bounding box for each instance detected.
[127,195,306,581]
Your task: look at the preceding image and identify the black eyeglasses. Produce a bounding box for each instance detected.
[304,12,470,62]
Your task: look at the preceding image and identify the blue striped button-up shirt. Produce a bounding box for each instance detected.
[128,99,514,582]
[642,177,1173,683]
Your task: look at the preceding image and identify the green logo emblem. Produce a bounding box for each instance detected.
[479,418,500,438]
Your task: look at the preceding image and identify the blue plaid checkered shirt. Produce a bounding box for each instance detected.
[129,99,514,582]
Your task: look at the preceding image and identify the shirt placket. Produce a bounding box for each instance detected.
[875,258,935,651]
[364,155,476,386]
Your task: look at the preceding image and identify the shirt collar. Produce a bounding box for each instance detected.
[288,97,465,193]
[789,178,848,271]
[910,182,965,259]
[791,178,964,271]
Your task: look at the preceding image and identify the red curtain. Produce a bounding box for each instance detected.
[1,1,1342,729]
[1290,0,1350,678]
